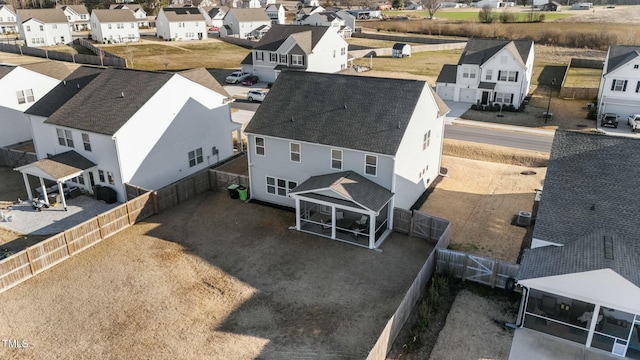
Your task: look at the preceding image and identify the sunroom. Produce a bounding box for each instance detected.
[288,171,394,250]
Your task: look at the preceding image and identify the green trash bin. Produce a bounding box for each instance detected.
[237,186,248,201]
[228,184,240,199]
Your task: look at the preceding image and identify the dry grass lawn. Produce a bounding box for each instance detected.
[564,67,602,88]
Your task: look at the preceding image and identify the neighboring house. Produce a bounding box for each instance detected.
[260,0,276,6]
[265,4,285,25]
[404,2,423,10]
[16,9,72,46]
[596,45,640,120]
[57,5,90,31]
[110,4,149,28]
[200,6,228,28]
[222,8,271,39]
[90,9,140,43]
[241,0,262,8]
[0,62,71,147]
[345,9,382,19]
[297,0,320,9]
[541,1,561,11]
[435,39,534,108]
[514,130,640,359]
[156,7,207,41]
[240,24,349,83]
[21,66,239,204]
[295,5,324,20]
[392,43,411,57]
[293,11,354,38]
[244,71,449,249]
[0,5,18,34]
[571,2,592,9]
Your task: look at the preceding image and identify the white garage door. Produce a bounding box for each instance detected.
[255,69,276,84]
[603,104,639,120]
[437,86,454,101]
[459,88,477,103]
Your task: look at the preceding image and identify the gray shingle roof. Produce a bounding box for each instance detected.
[458,39,533,66]
[290,171,394,212]
[202,6,226,18]
[436,64,457,83]
[17,8,68,24]
[254,24,330,52]
[226,8,271,22]
[605,45,640,74]
[58,5,89,15]
[161,7,205,21]
[0,65,15,80]
[392,43,407,50]
[92,9,137,23]
[244,72,438,156]
[26,66,104,118]
[30,150,96,180]
[178,68,230,98]
[21,61,75,80]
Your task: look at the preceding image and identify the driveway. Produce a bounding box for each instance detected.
[0,191,433,359]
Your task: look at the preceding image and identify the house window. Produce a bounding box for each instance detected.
[131,23,134,29]
[106,171,115,185]
[498,70,518,82]
[256,51,264,61]
[341,63,346,70]
[255,137,265,156]
[333,49,336,58]
[56,128,74,147]
[494,92,513,104]
[463,68,476,79]
[365,154,377,176]
[423,130,431,150]
[26,25,30,32]
[52,24,57,29]
[270,52,277,62]
[331,149,342,170]
[16,89,34,104]
[485,69,493,81]
[266,176,297,197]
[108,24,112,29]
[291,54,303,66]
[98,169,105,183]
[82,133,91,151]
[611,79,627,92]
[279,54,287,64]
[39,25,43,31]
[117,23,124,29]
[290,142,300,162]
[188,148,203,167]
[635,64,639,69]
[341,47,346,55]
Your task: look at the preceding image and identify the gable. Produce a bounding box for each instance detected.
[605,45,640,74]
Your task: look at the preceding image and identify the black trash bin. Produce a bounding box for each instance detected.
[228,184,240,199]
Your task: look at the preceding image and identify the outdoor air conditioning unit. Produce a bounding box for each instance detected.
[517,211,532,226]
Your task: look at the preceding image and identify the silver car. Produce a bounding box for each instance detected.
[225,71,249,84]
[628,114,640,131]
[247,90,267,102]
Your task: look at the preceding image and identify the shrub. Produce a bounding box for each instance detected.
[499,10,516,24]
[479,5,495,24]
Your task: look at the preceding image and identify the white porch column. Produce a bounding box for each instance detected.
[585,304,601,348]
[236,129,243,152]
[331,206,336,239]
[40,177,49,205]
[57,182,68,211]
[369,213,375,249]
[295,198,301,230]
[387,202,394,230]
[82,172,91,192]
[22,173,33,201]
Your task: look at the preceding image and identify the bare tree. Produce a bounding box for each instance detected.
[340,0,355,9]
[478,5,495,23]
[421,0,441,19]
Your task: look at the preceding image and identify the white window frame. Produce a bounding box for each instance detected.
[423,130,431,150]
[279,53,287,64]
[365,154,377,176]
[499,70,518,82]
[82,133,91,151]
[266,176,297,197]
[98,169,105,183]
[290,142,300,162]
[256,51,264,61]
[291,54,303,66]
[485,69,493,81]
[612,79,626,92]
[463,68,476,79]
[255,137,265,156]
[188,148,203,167]
[270,52,277,62]
[494,92,512,104]
[106,171,115,185]
[331,149,342,170]
[56,128,74,148]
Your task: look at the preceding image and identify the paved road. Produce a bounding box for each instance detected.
[444,124,554,153]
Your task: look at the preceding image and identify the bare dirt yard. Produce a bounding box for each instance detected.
[0,190,433,359]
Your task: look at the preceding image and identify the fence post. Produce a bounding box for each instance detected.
[25,248,36,275]
[491,260,499,288]
[63,232,73,256]
[152,191,159,214]
[409,211,414,237]
[461,254,470,281]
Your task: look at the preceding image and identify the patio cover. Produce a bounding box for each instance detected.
[289,171,393,213]
[15,151,96,182]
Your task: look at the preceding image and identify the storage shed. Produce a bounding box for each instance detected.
[392,43,411,58]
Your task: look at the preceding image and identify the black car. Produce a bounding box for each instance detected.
[601,113,619,128]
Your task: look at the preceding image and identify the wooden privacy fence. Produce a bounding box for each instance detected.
[210,170,249,191]
[367,210,451,360]
[393,208,450,241]
[0,147,36,167]
[0,42,127,68]
[0,192,155,294]
[435,249,519,289]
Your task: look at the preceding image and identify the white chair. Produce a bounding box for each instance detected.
[355,215,368,226]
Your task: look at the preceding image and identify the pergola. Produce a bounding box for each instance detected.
[14,151,96,211]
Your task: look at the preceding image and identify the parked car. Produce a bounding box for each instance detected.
[247,90,267,102]
[601,113,619,128]
[225,71,249,84]
[628,114,640,131]
[241,75,259,86]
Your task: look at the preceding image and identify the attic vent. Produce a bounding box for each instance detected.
[77,84,80,89]
[397,121,401,129]
[121,92,125,98]
[603,235,614,260]
[343,103,347,109]
[291,116,294,122]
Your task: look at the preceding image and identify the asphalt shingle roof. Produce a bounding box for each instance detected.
[289,171,394,212]
[254,24,330,52]
[605,45,640,74]
[226,8,270,22]
[92,9,137,23]
[458,38,533,66]
[436,64,457,84]
[58,5,89,15]
[178,68,230,98]
[161,7,205,21]
[244,72,438,156]
[30,150,96,180]
[0,65,14,80]
[21,61,75,80]
[17,8,68,23]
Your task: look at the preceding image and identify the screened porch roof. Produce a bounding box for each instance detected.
[289,171,393,213]
[14,150,96,182]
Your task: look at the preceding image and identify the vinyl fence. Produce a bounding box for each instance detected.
[435,249,519,289]
[349,42,466,59]
[392,208,449,240]
[367,210,451,360]
[0,41,127,68]
[0,147,36,167]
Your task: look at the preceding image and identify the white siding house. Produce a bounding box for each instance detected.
[265,4,285,25]
[0,5,18,34]
[110,4,149,28]
[293,11,353,38]
[0,63,69,147]
[200,6,227,28]
[435,39,534,108]
[16,9,72,46]
[241,25,349,83]
[596,45,640,120]
[244,72,449,249]
[156,7,207,40]
[57,5,90,31]
[90,9,140,43]
[23,67,239,204]
[222,8,271,39]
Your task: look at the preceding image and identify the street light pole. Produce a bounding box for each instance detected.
[545,78,556,123]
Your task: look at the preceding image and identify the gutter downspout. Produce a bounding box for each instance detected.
[516,285,528,327]
[112,135,126,202]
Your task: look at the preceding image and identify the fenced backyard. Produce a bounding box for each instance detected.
[0,40,127,67]
[0,146,36,167]
[435,248,519,289]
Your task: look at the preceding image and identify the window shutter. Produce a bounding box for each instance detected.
[498,70,502,80]
[611,80,616,91]
[510,94,514,103]
[515,72,518,82]
[493,93,497,101]
[623,80,628,91]
[636,81,640,93]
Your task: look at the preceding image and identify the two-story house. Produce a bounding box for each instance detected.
[222,8,271,39]
[240,25,349,83]
[16,9,72,46]
[156,7,207,41]
[20,67,239,205]
[57,5,90,31]
[265,4,285,25]
[110,4,149,28]
[596,45,640,120]
[0,5,18,34]
[436,39,535,108]
[512,130,640,359]
[244,71,449,249]
[90,9,140,43]
[200,6,228,29]
[295,5,324,21]
[293,11,354,38]
[0,62,71,147]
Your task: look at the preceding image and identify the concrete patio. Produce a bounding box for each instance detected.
[509,328,624,360]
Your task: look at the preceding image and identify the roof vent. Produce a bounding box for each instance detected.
[77,84,80,89]
[121,91,125,98]
[397,121,401,129]
[343,103,347,109]
[63,80,66,86]
[291,116,294,122]
[603,235,614,260]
